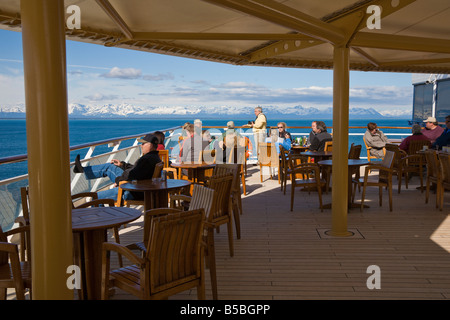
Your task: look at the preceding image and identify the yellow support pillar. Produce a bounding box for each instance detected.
[330,45,352,237]
[21,0,73,299]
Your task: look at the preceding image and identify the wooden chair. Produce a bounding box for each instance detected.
[170,184,221,299]
[158,149,177,179]
[359,150,395,212]
[424,150,442,209]
[402,140,431,191]
[363,135,385,163]
[226,146,247,196]
[101,208,206,300]
[258,142,279,182]
[438,152,450,211]
[205,173,235,257]
[213,164,242,239]
[348,143,363,195]
[279,145,290,194]
[0,225,32,300]
[288,155,326,212]
[384,143,407,193]
[324,140,333,151]
[348,143,362,160]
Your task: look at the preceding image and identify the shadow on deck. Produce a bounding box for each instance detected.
[7,165,450,300]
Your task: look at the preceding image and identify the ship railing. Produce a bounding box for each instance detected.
[0,125,412,231]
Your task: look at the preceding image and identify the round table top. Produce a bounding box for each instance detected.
[300,151,333,157]
[72,206,141,232]
[170,162,216,169]
[317,159,369,167]
[119,178,191,192]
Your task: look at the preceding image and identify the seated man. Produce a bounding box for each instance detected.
[364,122,389,158]
[432,115,450,150]
[218,121,245,163]
[422,117,444,144]
[73,134,161,201]
[309,121,332,152]
[399,124,430,153]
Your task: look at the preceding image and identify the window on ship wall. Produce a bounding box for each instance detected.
[413,83,433,123]
[436,79,450,123]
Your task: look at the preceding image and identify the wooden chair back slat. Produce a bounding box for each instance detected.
[147,209,205,294]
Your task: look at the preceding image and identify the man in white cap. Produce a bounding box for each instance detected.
[421,117,444,144]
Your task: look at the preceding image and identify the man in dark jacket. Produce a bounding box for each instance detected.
[73,133,161,200]
[309,121,332,152]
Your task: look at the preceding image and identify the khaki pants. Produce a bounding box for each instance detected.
[253,131,265,161]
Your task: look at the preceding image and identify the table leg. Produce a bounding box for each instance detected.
[82,229,107,300]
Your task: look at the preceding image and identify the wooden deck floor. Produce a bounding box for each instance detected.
[7,165,450,300]
[111,166,450,300]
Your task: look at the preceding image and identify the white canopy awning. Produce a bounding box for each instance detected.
[1,0,450,74]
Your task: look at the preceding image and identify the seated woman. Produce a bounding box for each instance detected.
[363,122,389,158]
[73,134,161,201]
[275,132,292,154]
[277,122,287,139]
[153,131,166,150]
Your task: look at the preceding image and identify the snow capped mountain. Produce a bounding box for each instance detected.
[0,103,407,119]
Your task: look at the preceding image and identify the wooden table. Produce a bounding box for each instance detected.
[290,145,309,154]
[120,179,191,212]
[170,162,216,183]
[388,139,402,145]
[300,150,333,162]
[317,159,369,209]
[72,206,141,300]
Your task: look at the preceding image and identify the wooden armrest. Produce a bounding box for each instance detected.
[5,225,30,237]
[365,164,393,174]
[71,192,98,200]
[144,208,181,218]
[14,216,29,226]
[102,242,144,266]
[170,194,192,202]
[75,198,116,208]
[0,242,19,254]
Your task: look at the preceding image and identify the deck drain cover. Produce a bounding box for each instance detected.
[316,228,364,239]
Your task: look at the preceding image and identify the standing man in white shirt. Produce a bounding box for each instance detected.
[250,106,267,161]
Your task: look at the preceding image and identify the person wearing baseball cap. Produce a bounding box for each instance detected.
[421,116,444,144]
[432,115,450,149]
[73,133,161,201]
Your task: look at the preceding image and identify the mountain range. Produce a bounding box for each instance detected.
[0,103,411,119]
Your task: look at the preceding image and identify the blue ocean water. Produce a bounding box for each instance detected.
[0,118,411,181]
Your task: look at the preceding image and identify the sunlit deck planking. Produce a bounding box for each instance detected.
[7,165,450,300]
[111,166,450,300]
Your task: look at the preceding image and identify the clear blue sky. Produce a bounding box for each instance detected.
[0,28,414,116]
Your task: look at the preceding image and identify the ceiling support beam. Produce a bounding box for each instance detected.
[95,0,133,39]
[351,47,380,67]
[132,31,309,41]
[202,0,345,44]
[351,32,450,54]
[242,0,417,62]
